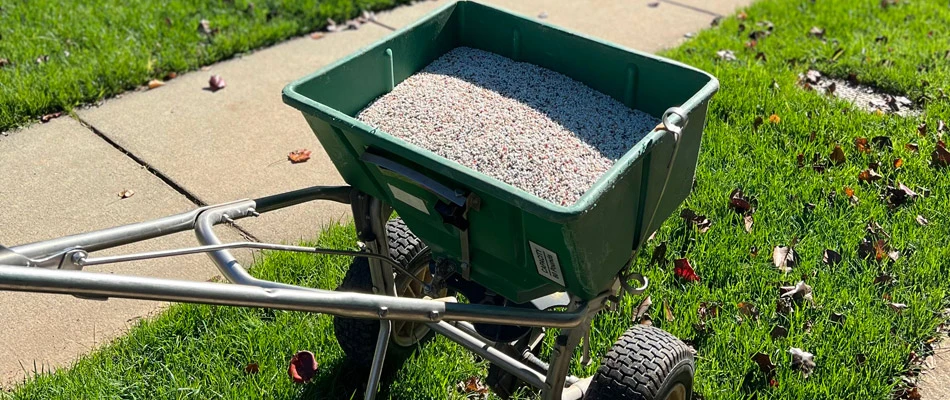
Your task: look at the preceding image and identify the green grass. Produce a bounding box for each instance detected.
[6,0,950,398]
[0,0,412,133]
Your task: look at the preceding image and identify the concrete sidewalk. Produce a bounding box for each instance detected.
[0,0,747,388]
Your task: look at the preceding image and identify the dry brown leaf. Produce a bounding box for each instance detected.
[918,122,928,136]
[858,169,882,182]
[738,302,759,320]
[457,376,489,396]
[906,143,919,152]
[754,116,764,130]
[790,347,816,377]
[40,112,63,123]
[770,325,788,339]
[830,145,846,165]
[830,312,845,323]
[118,189,135,199]
[916,215,929,226]
[729,188,754,214]
[245,363,260,374]
[893,158,903,169]
[310,32,325,40]
[633,296,652,323]
[822,249,842,266]
[717,50,737,61]
[768,113,781,124]
[651,242,668,266]
[809,26,825,38]
[773,246,798,273]
[744,215,754,233]
[873,273,893,285]
[855,137,871,153]
[888,302,908,313]
[738,11,748,20]
[664,300,674,322]
[780,280,814,305]
[932,141,950,168]
[147,79,164,89]
[288,149,312,164]
[752,352,777,375]
[680,209,712,233]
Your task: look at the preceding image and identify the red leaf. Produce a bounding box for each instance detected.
[673,258,700,282]
[288,350,318,383]
[245,363,260,374]
[288,149,312,164]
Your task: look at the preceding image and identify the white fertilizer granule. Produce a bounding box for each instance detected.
[357,47,660,206]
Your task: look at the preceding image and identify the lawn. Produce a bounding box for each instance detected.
[0,0,411,133]
[6,0,950,399]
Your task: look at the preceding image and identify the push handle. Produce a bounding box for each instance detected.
[361,151,467,206]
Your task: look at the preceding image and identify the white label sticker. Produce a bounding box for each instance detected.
[529,242,565,286]
[388,184,429,215]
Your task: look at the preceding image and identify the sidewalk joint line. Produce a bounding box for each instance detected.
[658,0,721,18]
[75,116,261,243]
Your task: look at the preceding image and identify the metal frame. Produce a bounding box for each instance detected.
[0,185,613,400]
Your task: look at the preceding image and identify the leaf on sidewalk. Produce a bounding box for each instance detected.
[288,149,312,164]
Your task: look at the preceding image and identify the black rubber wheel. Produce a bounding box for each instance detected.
[333,218,443,366]
[586,325,695,400]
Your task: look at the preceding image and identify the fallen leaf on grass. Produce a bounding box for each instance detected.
[932,142,950,168]
[288,149,312,164]
[822,249,841,266]
[245,363,260,374]
[808,26,825,38]
[651,242,667,266]
[873,273,894,285]
[198,19,217,36]
[858,169,882,183]
[830,145,846,165]
[855,137,872,153]
[830,313,846,323]
[147,79,164,89]
[790,347,816,377]
[118,189,135,199]
[770,325,788,339]
[738,302,759,321]
[773,246,798,273]
[858,238,899,262]
[744,215,754,233]
[40,112,63,123]
[728,188,754,214]
[680,209,712,232]
[884,183,916,207]
[939,120,947,134]
[796,153,805,168]
[754,116,764,130]
[780,281,814,305]
[0,58,9,68]
[633,296,652,323]
[457,376,489,396]
[905,143,919,152]
[208,75,226,92]
[918,123,928,136]
[288,350,318,383]
[716,50,737,61]
[893,158,903,169]
[674,258,700,282]
[872,136,893,150]
[737,11,748,20]
[698,302,720,322]
[805,69,822,84]
[752,352,777,375]
[36,55,49,64]
[664,300,674,322]
[916,215,929,226]
[768,113,781,124]
[888,302,908,313]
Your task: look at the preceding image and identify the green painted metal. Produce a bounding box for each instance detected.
[283,1,718,302]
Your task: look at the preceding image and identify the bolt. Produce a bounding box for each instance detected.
[69,250,88,267]
[378,306,389,318]
[428,310,441,321]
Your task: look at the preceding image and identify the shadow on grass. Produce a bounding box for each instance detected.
[295,358,401,400]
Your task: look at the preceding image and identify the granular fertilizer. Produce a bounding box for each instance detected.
[357,47,660,206]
